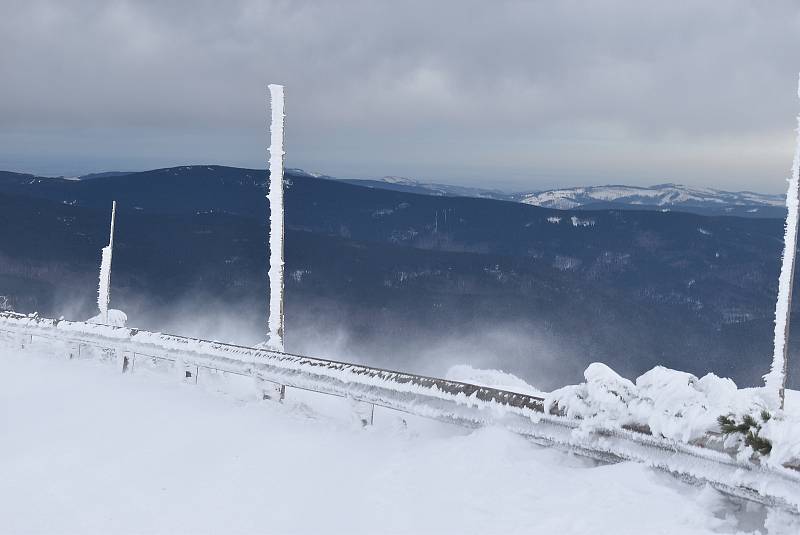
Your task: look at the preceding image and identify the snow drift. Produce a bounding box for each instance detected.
[547,363,800,468]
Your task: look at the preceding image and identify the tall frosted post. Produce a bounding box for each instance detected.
[267,84,286,352]
[766,74,800,410]
[97,200,117,324]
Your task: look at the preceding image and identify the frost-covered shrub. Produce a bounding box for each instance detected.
[717,412,772,456]
[633,367,742,443]
[546,363,637,424]
[757,412,800,469]
[546,362,800,468]
[546,363,771,443]
[715,409,800,468]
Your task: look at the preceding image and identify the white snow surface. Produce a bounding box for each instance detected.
[267,83,285,351]
[788,389,800,412]
[766,73,800,406]
[2,350,793,535]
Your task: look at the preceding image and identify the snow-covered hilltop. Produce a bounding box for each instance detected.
[10,167,785,218]
[337,175,785,217]
[517,183,784,212]
[339,175,514,201]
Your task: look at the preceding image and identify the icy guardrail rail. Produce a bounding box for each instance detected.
[0,312,544,418]
[2,310,800,513]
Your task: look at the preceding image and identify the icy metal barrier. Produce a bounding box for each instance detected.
[0,311,544,419]
[2,310,800,514]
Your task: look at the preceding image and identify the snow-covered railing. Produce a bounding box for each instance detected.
[2,310,800,515]
[0,311,543,417]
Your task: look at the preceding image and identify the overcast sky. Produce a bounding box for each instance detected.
[1,0,799,192]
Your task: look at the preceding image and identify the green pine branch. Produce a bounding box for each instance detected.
[717,411,772,457]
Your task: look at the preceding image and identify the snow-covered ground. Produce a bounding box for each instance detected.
[1,351,796,534]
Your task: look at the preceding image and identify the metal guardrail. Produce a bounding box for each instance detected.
[2,311,800,514]
[0,311,545,425]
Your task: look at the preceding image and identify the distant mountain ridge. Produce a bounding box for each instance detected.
[0,164,797,391]
[77,171,135,180]
[517,183,785,216]
[339,176,513,201]
[339,176,785,218]
[13,167,785,218]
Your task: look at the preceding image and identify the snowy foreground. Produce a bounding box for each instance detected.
[1,352,798,534]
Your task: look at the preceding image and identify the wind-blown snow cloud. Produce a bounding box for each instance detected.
[1,0,799,191]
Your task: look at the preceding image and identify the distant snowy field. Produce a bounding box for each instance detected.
[0,351,795,534]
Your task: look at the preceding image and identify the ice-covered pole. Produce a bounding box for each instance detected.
[267,84,285,351]
[97,200,117,324]
[766,74,800,410]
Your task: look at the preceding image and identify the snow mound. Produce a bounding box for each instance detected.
[545,363,800,466]
[87,309,128,327]
[445,365,544,397]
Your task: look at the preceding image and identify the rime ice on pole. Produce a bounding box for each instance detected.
[766,73,800,409]
[97,201,116,324]
[88,201,126,327]
[267,84,286,352]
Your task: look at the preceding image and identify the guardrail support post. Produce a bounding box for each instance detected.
[19,333,32,349]
[351,399,375,427]
[121,351,132,373]
[256,377,285,402]
[182,364,199,384]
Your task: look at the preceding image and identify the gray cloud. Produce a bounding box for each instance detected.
[1,0,799,191]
